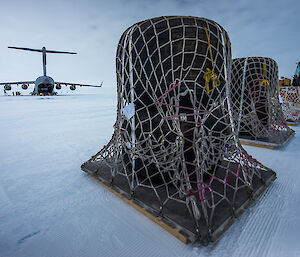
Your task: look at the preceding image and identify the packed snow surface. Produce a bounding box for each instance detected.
[0,93,300,257]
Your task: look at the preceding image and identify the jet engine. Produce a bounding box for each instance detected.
[70,85,76,90]
[21,84,28,90]
[4,84,11,90]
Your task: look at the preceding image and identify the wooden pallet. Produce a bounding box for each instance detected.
[287,121,299,127]
[82,160,276,245]
[240,131,295,149]
[89,176,190,244]
[240,140,275,149]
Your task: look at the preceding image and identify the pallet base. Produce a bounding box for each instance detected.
[82,160,276,245]
[89,175,191,244]
[240,130,295,149]
[240,139,276,149]
[286,120,299,127]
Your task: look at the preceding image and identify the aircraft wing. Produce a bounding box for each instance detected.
[0,81,35,86]
[55,81,103,88]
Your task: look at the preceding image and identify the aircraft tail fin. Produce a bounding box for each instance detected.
[8,46,77,54]
[46,50,77,54]
[8,46,77,76]
[8,46,43,52]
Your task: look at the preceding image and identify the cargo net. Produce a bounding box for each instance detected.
[279,86,300,122]
[83,17,275,242]
[231,57,294,145]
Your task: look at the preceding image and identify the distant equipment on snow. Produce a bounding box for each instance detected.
[292,62,300,86]
[81,16,276,244]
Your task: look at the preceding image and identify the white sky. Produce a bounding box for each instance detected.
[0,0,299,90]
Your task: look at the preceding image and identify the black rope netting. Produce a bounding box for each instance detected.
[231,57,294,145]
[82,16,276,243]
[279,86,300,123]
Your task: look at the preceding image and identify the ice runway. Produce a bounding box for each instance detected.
[0,93,299,257]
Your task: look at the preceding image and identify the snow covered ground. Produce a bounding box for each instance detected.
[0,93,299,257]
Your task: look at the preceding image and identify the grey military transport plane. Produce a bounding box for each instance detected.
[0,46,102,95]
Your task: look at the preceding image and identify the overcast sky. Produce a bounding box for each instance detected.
[0,0,299,90]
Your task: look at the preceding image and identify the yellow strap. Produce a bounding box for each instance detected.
[260,79,270,86]
[259,62,270,86]
[203,28,220,94]
[204,28,214,67]
[203,68,220,94]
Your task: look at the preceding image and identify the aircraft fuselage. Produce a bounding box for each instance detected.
[33,76,55,95]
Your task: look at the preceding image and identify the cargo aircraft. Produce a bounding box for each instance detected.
[0,46,102,95]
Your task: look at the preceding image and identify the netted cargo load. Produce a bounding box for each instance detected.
[279,86,300,124]
[82,16,276,244]
[231,57,295,148]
